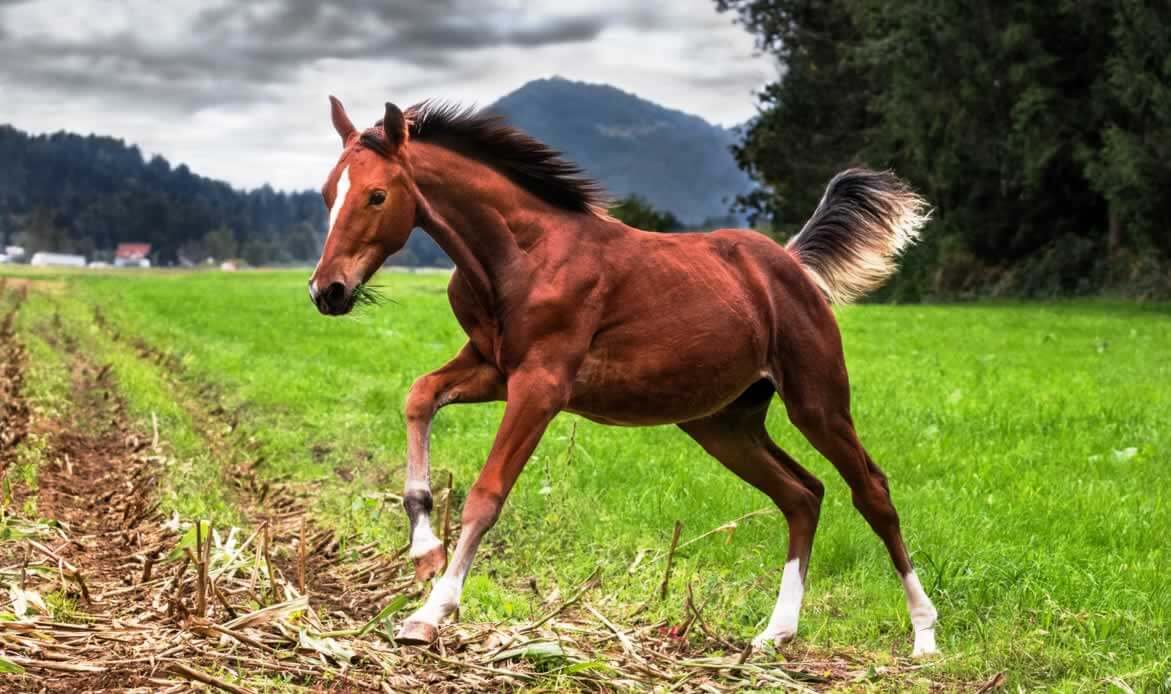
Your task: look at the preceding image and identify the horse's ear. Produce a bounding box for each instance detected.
[329,95,356,146]
[383,102,408,152]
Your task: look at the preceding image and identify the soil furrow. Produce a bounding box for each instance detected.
[0,287,29,458]
[1,299,178,690]
[90,306,424,620]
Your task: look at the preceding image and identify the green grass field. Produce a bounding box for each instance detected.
[5,267,1169,690]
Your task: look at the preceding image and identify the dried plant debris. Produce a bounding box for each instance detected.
[0,290,954,692]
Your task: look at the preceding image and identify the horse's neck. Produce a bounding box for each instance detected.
[414,187,543,315]
[412,146,571,312]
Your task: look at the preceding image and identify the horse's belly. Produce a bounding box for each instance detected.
[565,336,766,426]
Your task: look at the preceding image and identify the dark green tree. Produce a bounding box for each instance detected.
[282,221,322,262]
[610,195,682,232]
[1080,0,1171,258]
[202,226,238,262]
[716,0,872,234]
[21,208,75,254]
[718,0,1171,298]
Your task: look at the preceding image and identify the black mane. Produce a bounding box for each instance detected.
[361,101,607,216]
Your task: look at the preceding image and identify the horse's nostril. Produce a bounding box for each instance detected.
[312,280,351,315]
[323,282,347,307]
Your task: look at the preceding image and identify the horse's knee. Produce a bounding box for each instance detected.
[404,376,439,423]
[461,486,505,531]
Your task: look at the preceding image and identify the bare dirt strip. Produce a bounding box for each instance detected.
[0,283,28,458]
[0,287,962,692]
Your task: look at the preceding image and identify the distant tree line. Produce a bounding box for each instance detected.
[0,121,735,269]
[718,0,1171,299]
[0,125,579,270]
[0,126,328,265]
[0,127,454,268]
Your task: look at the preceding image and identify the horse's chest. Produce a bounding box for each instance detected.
[464,323,503,371]
[447,282,504,367]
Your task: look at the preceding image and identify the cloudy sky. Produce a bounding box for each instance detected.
[0,0,775,192]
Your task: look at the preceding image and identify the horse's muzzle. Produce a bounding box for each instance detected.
[308,280,354,316]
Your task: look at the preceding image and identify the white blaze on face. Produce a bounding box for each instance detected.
[327,165,351,241]
[312,165,351,284]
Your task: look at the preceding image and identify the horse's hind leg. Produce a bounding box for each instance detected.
[781,358,939,656]
[679,382,825,648]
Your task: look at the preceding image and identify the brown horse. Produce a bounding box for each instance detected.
[309,97,939,656]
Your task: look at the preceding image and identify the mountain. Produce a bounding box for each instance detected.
[490,77,752,226]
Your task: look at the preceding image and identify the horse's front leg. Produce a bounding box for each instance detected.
[396,367,569,644]
[403,344,504,581]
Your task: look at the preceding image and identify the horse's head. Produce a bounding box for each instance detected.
[309,97,417,315]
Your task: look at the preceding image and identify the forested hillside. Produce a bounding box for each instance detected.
[0,126,326,265]
[718,0,1171,299]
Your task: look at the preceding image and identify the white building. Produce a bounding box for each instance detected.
[29,252,87,267]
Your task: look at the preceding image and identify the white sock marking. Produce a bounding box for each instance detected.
[753,558,803,647]
[409,518,442,560]
[407,574,463,626]
[902,570,939,656]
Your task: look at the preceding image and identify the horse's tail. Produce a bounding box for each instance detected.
[786,168,930,304]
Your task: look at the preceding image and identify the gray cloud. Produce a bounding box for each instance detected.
[0,0,774,190]
[0,1,622,109]
[198,1,608,49]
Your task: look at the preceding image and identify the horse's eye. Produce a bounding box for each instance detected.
[369,190,387,206]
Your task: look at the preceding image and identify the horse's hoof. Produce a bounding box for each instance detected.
[395,620,439,645]
[412,545,447,582]
[911,628,939,658]
[752,627,796,650]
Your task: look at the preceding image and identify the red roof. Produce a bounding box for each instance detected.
[115,243,151,259]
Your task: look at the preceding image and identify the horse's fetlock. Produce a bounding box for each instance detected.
[403,488,434,517]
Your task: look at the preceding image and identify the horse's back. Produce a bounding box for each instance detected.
[564,227,828,425]
[629,227,834,345]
